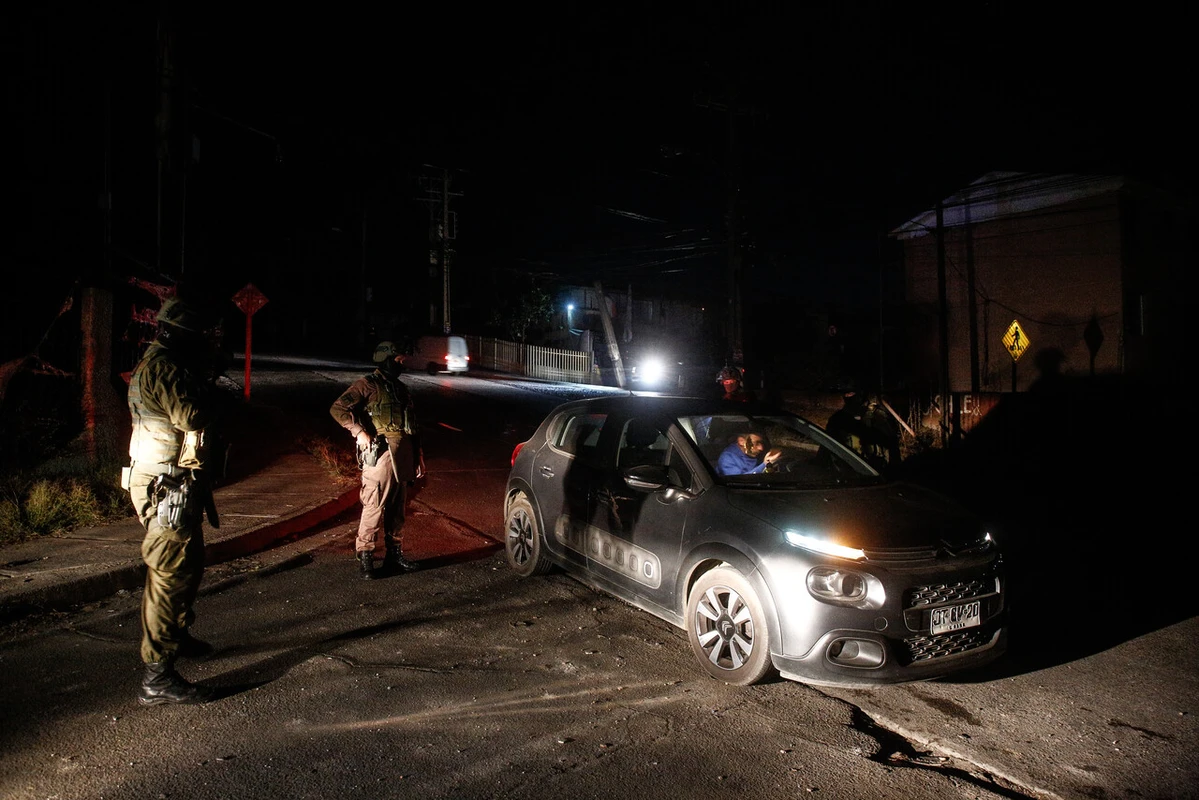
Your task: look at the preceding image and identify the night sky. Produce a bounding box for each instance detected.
[4,2,1192,366]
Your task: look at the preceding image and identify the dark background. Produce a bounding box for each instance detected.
[4,2,1192,378]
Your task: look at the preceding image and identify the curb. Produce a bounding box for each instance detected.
[0,561,148,621]
[0,487,360,620]
[202,487,359,565]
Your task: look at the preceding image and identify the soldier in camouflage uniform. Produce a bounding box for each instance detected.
[125,297,229,705]
[330,340,424,580]
[827,390,900,473]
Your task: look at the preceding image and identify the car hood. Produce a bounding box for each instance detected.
[724,481,984,552]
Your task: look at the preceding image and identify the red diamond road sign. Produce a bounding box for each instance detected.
[232,284,268,316]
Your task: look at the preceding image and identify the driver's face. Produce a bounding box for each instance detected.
[740,434,768,456]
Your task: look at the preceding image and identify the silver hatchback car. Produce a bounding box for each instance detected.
[503,395,1007,687]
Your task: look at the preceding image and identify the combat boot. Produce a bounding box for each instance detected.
[138,661,212,706]
[358,550,376,580]
[383,545,418,574]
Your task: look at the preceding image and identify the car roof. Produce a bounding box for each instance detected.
[548,394,799,420]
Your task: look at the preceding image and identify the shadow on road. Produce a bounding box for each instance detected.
[898,369,1189,678]
[204,616,440,699]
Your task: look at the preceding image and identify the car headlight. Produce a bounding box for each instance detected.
[807,567,867,601]
[784,531,865,561]
[640,358,666,384]
[806,566,885,609]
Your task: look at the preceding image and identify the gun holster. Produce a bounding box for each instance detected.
[150,471,220,530]
[357,436,387,469]
[150,473,198,531]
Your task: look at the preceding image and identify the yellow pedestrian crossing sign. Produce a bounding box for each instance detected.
[1003,320,1030,362]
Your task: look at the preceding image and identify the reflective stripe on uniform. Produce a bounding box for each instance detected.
[128,343,185,465]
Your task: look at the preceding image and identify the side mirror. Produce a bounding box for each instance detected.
[623,464,670,491]
[623,464,694,500]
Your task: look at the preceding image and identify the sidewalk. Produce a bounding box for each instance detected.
[0,360,553,622]
[0,414,361,620]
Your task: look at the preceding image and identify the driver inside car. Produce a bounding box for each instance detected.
[716,432,783,475]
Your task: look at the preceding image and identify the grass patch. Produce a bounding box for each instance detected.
[300,435,359,481]
[0,462,131,546]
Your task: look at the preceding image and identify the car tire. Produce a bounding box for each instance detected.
[426,362,439,375]
[504,495,552,577]
[686,566,774,685]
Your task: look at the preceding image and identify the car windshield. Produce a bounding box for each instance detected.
[676,411,881,487]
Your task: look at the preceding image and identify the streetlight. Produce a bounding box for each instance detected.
[566,303,575,328]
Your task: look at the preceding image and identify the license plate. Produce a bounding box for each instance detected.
[930,600,981,635]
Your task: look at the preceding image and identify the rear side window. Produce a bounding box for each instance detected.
[553,413,607,460]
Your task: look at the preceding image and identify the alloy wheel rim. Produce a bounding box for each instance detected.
[507,509,533,565]
[695,585,755,670]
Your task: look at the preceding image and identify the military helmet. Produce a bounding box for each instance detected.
[156,297,208,333]
[373,340,401,363]
[716,366,743,383]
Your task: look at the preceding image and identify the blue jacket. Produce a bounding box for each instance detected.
[716,443,768,475]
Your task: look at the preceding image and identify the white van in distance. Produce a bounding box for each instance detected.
[410,335,470,375]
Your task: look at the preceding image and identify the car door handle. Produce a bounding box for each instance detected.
[540,465,554,478]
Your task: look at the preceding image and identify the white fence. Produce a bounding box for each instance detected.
[463,335,597,384]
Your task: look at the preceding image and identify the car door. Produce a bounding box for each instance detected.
[529,410,609,570]
[588,415,692,612]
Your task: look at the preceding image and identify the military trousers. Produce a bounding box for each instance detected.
[356,449,407,554]
[129,464,206,665]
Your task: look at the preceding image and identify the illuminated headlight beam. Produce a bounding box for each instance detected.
[784,531,865,561]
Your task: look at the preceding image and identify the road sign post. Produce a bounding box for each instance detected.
[232,284,269,401]
[1002,320,1029,392]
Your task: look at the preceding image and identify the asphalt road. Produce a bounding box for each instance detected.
[1,362,1195,800]
[0,521,1023,800]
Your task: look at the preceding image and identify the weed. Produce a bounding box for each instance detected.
[300,435,358,481]
[0,464,131,546]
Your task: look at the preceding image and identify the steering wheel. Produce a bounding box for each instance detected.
[764,450,801,474]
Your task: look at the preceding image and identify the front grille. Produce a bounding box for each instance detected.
[903,580,1001,632]
[901,626,994,663]
[862,534,992,563]
[896,567,1003,663]
[861,544,939,562]
[906,578,993,608]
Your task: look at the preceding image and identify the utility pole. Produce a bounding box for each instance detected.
[965,201,980,393]
[725,106,743,369]
[79,77,123,465]
[936,201,950,449]
[441,169,450,333]
[694,91,753,370]
[155,14,179,275]
[360,198,368,349]
[419,165,462,334]
[595,281,626,388]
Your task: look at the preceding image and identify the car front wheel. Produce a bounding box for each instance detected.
[686,566,774,685]
[504,495,552,577]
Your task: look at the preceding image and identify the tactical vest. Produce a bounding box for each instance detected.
[364,373,411,438]
[127,342,185,465]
